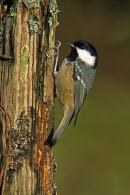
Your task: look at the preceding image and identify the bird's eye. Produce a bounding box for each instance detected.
[81,45,85,49]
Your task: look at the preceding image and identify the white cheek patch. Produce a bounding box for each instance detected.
[76,48,96,67]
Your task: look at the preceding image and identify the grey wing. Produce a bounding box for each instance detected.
[73,58,97,125]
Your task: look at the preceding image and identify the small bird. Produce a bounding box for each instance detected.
[46,40,98,146]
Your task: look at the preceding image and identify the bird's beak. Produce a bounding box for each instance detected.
[67,43,75,48]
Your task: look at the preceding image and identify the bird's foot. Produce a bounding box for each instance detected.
[46,40,61,59]
[46,40,61,76]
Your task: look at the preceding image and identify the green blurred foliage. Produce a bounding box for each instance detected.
[54,0,130,194]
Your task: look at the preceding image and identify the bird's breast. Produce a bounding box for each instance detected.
[55,62,75,108]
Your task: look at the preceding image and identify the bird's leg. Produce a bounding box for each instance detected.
[53,40,61,76]
[46,40,61,77]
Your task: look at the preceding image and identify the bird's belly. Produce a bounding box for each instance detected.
[55,64,74,107]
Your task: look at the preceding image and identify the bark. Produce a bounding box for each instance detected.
[0,0,59,194]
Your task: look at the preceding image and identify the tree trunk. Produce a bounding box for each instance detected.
[0,0,59,194]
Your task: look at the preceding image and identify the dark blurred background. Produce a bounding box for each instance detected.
[54,0,130,194]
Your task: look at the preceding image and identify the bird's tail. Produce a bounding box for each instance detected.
[51,106,73,146]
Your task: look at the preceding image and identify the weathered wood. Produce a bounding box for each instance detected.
[0,0,59,194]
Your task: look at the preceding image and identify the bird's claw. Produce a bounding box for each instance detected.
[46,40,61,59]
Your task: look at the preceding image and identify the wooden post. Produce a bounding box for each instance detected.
[0,0,59,194]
